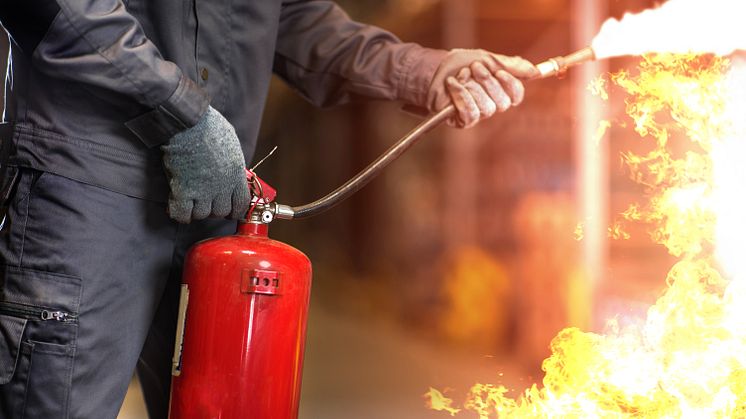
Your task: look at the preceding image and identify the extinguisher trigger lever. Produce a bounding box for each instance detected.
[243,168,296,224]
[245,168,277,203]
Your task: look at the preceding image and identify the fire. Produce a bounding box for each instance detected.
[425,387,461,416]
[574,223,584,241]
[607,221,630,240]
[592,0,746,59]
[429,54,746,417]
[593,119,611,146]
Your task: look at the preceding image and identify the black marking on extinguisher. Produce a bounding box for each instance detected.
[241,269,281,296]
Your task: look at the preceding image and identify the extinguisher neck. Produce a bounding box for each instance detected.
[237,222,269,237]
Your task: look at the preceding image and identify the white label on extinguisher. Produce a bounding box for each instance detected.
[171,284,190,376]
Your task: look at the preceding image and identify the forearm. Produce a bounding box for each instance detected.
[274,0,447,108]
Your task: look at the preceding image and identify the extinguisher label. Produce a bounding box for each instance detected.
[171,284,190,376]
[241,269,281,295]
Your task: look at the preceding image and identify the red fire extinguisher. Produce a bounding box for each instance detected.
[168,169,312,419]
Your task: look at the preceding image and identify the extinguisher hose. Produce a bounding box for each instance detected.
[282,47,597,220]
[289,105,454,219]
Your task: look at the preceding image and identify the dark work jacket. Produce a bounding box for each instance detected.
[0,0,445,201]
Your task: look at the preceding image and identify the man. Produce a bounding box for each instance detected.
[0,1,537,418]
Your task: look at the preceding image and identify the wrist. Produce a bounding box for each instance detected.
[126,73,210,148]
[165,106,225,149]
[396,45,448,108]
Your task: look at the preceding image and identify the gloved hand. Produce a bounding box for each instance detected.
[428,49,539,128]
[161,106,250,223]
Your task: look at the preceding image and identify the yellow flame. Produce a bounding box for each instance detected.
[594,119,612,147]
[592,0,746,59]
[608,221,630,241]
[574,223,585,241]
[588,76,609,100]
[425,387,461,416]
[428,54,746,417]
[622,203,642,222]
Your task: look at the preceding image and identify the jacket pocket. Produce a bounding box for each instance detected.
[0,265,81,419]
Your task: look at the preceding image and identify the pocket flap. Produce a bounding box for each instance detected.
[0,313,27,385]
[2,266,82,315]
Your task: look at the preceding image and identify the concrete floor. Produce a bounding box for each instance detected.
[117,302,525,419]
[118,378,147,419]
[298,306,524,419]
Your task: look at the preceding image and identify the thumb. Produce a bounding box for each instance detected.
[491,54,540,79]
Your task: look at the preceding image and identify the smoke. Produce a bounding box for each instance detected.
[592,0,746,59]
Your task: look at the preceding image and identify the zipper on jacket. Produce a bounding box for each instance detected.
[0,301,78,323]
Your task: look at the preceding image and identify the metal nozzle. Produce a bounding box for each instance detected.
[535,47,596,79]
[273,204,295,220]
[246,202,296,223]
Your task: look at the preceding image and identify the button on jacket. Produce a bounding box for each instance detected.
[0,0,446,201]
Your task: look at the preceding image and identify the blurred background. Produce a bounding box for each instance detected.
[114,0,673,417]
[2,0,674,417]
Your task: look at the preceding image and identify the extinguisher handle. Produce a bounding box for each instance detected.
[282,105,454,220]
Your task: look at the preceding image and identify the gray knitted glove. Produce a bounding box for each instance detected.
[161,106,250,223]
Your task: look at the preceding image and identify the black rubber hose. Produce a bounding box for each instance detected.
[290,105,455,219]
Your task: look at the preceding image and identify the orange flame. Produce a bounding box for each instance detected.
[428,53,746,417]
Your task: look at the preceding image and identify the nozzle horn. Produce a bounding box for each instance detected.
[536,47,596,78]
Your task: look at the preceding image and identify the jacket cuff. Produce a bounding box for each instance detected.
[125,75,210,148]
[396,46,448,108]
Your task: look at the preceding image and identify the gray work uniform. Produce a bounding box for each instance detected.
[0,0,445,418]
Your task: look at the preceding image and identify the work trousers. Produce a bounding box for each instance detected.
[0,167,235,418]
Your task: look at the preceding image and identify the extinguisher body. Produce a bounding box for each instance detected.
[169,222,312,419]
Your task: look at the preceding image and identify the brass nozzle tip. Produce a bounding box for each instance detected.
[564,47,596,66]
[536,47,596,79]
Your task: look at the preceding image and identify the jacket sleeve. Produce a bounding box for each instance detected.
[4,0,209,146]
[274,0,447,108]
